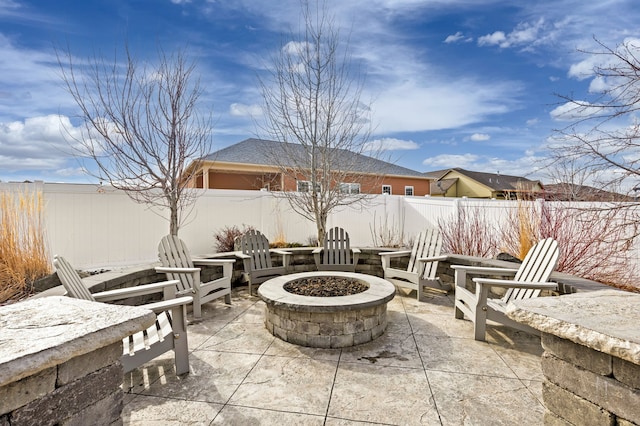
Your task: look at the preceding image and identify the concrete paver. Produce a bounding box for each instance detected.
[122,287,545,425]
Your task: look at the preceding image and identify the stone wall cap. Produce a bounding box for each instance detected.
[258,271,396,312]
[0,296,156,386]
[507,289,640,365]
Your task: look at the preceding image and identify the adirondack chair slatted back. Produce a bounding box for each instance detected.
[407,229,443,279]
[323,227,351,265]
[505,238,560,303]
[240,230,273,270]
[158,235,195,293]
[54,255,96,301]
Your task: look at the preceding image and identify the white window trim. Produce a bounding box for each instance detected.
[297,180,321,193]
[382,185,392,195]
[404,186,414,196]
[339,182,361,194]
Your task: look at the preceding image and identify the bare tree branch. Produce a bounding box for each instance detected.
[547,37,640,243]
[257,0,383,244]
[57,44,212,235]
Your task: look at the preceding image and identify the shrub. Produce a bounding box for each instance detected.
[501,199,639,289]
[437,203,501,258]
[213,224,254,252]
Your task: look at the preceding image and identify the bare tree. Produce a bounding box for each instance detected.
[58,46,212,236]
[549,38,640,192]
[257,1,381,244]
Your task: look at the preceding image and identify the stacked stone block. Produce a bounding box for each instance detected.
[0,297,154,426]
[507,290,640,426]
[1,344,124,426]
[541,333,640,425]
[265,304,387,348]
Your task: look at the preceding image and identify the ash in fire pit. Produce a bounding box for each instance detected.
[283,276,368,297]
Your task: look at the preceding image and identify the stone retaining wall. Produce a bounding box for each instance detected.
[541,334,640,425]
[36,248,609,300]
[0,297,154,425]
[507,290,640,425]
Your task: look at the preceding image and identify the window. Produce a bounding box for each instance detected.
[297,180,321,192]
[339,182,361,194]
[382,185,392,195]
[404,186,414,196]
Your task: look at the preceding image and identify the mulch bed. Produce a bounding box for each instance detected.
[283,276,368,297]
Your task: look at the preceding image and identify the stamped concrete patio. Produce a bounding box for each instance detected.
[122,287,546,425]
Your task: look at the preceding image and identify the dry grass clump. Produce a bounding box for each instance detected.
[0,189,51,303]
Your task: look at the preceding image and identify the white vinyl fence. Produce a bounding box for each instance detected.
[1,182,638,270]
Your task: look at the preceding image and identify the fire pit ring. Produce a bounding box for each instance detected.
[258,271,396,348]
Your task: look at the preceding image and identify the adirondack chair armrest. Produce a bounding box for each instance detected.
[352,248,361,254]
[142,296,194,314]
[473,277,558,290]
[193,258,235,277]
[417,255,448,263]
[192,259,236,266]
[272,249,292,268]
[271,249,292,256]
[236,253,251,260]
[451,265,520,276]
[155,266,201,274]
[379,250,412,258]
[92,279,180,302]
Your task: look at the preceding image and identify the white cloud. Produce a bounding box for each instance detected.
[526,118,539,126]
[478,31,506,47]
[549,101,604,121]
[478,18,552,49]
[283,41,310,55]
[0,33,76,121]
[469,133,490,141]
[229,103,262,117]
[422,153,478,169]
[444,31,472,44]
[364,137,419,151]
[0,114,82,171]
[423,151,546,179]
[370,77,519,133]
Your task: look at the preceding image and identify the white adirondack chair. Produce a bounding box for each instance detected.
[237,229,291,295]
[54,255,192,375]
[452,238,560,341]
[313,227,361,272]
[379,228,449,299]
[156,235,234,318]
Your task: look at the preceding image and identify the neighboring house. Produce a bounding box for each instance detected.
[426,168,543,199]
[187,138,431,196]
[543,183,635,202]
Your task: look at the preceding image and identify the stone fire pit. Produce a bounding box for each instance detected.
[258,271,396,348]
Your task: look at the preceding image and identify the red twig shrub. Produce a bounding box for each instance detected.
[213,224,254,253]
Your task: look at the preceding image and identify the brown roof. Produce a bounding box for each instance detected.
[543,183,634,201]
[435,168,542,192]
[205,138,427,178]
[430,178,458,195]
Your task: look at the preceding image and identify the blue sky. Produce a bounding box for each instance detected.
[1,0,638,184]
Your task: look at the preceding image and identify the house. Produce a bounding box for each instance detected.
[426,168,543,199]
[187,138,431,196]
[543,183,635,202]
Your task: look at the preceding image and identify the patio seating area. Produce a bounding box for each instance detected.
[121,287,546,425]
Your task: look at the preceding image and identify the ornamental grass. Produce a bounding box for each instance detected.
[0,188,51,303]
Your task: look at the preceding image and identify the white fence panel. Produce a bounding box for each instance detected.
[2,182,638,270]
